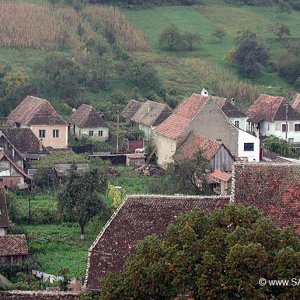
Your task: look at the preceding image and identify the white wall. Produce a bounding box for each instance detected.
[260,121,300,143]
[156,134,177,169]
[238,129,260,162]
[229,117,247,131]
[0,228,7,236]
[75,126,109,141]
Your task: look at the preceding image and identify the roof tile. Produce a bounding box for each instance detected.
[0,234,28,256]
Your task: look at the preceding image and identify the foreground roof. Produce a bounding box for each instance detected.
[233,163,300,235]
[121,100,143,120]
[130,100,172,127]
[155,94,209,139]
[292,93,300,114]
[174,132,223,161]
[68,104,108,128]
[0,189,9,229]
[0,234,28,256]
[7,96,66,126]
[247,94,300,123]
[0,128,47,155]
[85,194,229,290]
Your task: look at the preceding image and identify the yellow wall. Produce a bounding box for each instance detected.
[156,134,177,169]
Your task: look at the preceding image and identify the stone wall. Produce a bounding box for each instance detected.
[0,291,81,300]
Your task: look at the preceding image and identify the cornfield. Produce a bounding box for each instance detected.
[185,58,261,105]
[0,1,66,49]
[84,6,150,52]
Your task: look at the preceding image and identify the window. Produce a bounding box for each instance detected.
[234,120,240,128]
[98,130,103,137]
[295,124,300,131]
[53,129,59,138]
[89,131,94,136]
[39,129,45,138]
[244,143,254,151]
[282,124,288,132]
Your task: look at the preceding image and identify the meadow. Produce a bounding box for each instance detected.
[14,166,160,278]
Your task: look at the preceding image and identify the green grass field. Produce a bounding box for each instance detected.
[13,166,161,278]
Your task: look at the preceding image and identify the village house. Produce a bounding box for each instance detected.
[0,189,9,235]
[0,128,48,173]
[0,234,28,264]
[247,94,300,143]
[7,96,68,149]
[173,132,234,172]
[68,104,109,141]
[122,100,172,141]
[85,194,229,290]
[121,99,143,121]
[154,93,260,169]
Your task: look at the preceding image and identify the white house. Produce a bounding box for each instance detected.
[68,104,109,141]
[247,94,300,143]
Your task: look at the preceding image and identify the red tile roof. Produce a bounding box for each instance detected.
[233,163,300,236]
[0,234,28,256]
[8,96,66,126]
[0,189,9,229]
[292,93,300,114]
[247,94,300,123]
[210,169,232,182]
[68,104,108,128]
[174,132,222,161]
[85,195,229,290]
[155,94,209,139]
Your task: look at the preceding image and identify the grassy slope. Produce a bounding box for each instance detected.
[125,4,299,93]
[15,167,160,277]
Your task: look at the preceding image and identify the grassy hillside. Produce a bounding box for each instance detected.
[0,0,299,119]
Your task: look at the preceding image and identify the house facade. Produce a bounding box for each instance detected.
[155,94,260,169]
[7,96,68,149]
[247,94,300,143]
[68,104,109,141]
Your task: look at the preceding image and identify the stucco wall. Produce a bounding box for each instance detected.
[74,125,109,141]
[156,135,177,169]
[139,124,152,140]
[229,117,247,131]
[31,125,68,149]
[188,101,239,157]
[238,129,260,162]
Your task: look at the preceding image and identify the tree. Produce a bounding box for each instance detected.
[3,71,28,94]
[57,165,109,239]
[150,150,211,195]
[101,205,300,299]
[271,23,290,43]
[212,28,226,42]
[159,25,182,51]
[234,38,269,77]
[182,32,202,50]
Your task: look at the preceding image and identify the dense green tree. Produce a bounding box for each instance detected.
[100,205,300,299]
[57,165,109,239]
[234,38,269,77]
[159,25,182,51]
[182,32,202,50]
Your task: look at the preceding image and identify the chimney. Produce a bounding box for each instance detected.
[201,88,208,96]
[39,139,43,152]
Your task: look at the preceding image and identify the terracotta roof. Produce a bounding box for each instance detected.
[210,169,232,182]
[233,163,300,236]
[0,189,9,229]
[130,100,172,127]
[0,234,28,256]
[0,128,47,155]
[7,96,66,126]
[174,132,223,161]
[68,104,108,128]
[154,94,209,139]
[121,100,143,120]
[85,194,229,290]
[247,94,300,123]
[292,94,300,114]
